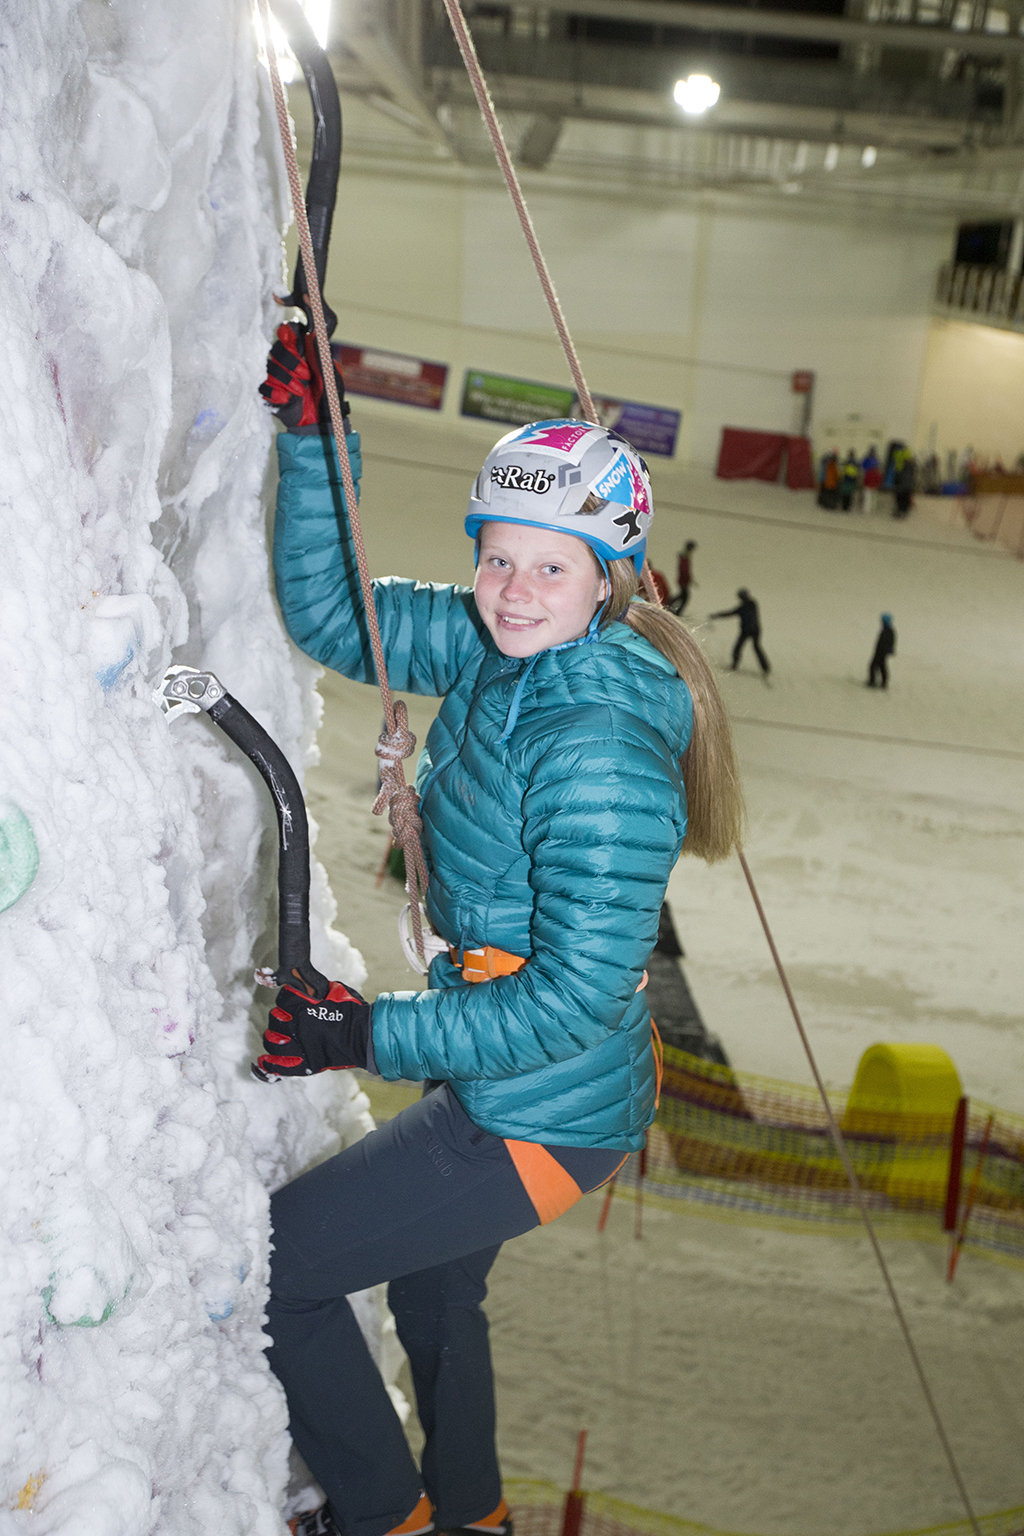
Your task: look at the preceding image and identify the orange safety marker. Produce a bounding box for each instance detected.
[948,1114,994,1282]
[634,1141,647,1241]
[375,834,394,888]
[596,1178,616,1234]
[943,1095,968,1233]
[560,1431,588,1536]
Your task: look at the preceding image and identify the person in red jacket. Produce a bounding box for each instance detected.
[670,540,696,615]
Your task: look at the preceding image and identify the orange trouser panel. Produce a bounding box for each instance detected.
[451,943,633,1223]
[503,1139,584,1225]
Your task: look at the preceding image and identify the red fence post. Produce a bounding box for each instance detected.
[560,1431,588,1536]
[944,1096,968,1232]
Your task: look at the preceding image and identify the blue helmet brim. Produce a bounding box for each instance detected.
[465,511,647,573]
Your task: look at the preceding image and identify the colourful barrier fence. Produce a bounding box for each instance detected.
[606,1047,1024,1265]
[506,1478,1024,1536]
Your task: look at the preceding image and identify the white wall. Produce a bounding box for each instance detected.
[914,315,1024,466]
[309,97,948,467]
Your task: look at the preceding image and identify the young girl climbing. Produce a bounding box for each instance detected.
[258,329,744,1536]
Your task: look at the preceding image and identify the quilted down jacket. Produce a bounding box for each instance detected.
[273,431,693,1151]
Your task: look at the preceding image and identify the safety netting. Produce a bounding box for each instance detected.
[506,1479,1024,1536]
[607,1047,1024,1265]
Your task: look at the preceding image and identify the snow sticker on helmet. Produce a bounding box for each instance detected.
[591,452,635,507]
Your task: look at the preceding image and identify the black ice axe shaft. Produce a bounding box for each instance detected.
[158,666,329,1003]
[268,0,342,336]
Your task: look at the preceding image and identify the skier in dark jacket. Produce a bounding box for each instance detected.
[867,613,896,688]
[711,589,770,676]
[840,451,860,512]
[892,445,915,518]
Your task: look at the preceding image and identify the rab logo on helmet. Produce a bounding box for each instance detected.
[491,465,555,494]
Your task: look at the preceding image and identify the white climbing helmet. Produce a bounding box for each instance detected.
[465,419,653,571]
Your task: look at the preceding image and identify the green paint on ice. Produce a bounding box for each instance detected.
[42,1271,134,1329]
[0,802,39,913]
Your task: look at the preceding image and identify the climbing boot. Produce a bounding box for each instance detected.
[441,1498,513,1536]
[291,1494,435,1536]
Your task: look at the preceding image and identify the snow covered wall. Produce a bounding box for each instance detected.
[0,3,377,1531]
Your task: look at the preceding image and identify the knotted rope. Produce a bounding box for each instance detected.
[256,0,428,964]
[373,701,427,884]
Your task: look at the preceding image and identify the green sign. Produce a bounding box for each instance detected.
[461,370,575,427]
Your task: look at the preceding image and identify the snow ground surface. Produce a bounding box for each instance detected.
[1,7,381,1535]
[308,405,1024,1533]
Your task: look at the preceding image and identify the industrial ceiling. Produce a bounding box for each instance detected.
[320,0,1024,216]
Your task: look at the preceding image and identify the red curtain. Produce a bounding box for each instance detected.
[716,427,786,482]
[716,428,815,491]
[785,436,815,490]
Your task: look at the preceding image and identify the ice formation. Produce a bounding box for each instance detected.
[0,4,376,1531]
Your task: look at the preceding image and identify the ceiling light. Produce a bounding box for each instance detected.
[673,75,721,115]
[824,143,839,170]
[861,144,877,167]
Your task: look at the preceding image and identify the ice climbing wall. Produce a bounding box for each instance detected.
[0,3,372,1530]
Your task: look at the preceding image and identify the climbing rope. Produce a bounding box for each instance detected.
[737,849,981,1534]
[257,0,429,964]
[438,4,981,1525]
[437,0,662,608]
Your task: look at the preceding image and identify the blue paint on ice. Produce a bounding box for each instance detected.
[96,643,135,691]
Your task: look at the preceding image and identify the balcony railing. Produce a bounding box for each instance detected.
[935,262,1024,332]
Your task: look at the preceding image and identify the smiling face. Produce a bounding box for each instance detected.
[473,522,608,658]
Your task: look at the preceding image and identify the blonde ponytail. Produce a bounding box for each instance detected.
[602,559,745,863]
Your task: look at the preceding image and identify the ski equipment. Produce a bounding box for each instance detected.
[157,665,329,1014]
[259,980,371,1079]
[465,420,653,571]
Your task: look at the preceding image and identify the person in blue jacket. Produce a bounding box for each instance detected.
[257,328,744,1536]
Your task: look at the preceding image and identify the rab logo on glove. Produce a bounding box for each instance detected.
[254,979,372,1082]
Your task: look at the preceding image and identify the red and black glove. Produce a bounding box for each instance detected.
[254,981,372,1081]
[259,323,349,433]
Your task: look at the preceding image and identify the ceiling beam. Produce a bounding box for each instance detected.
[433,68,969,149]
[507,0,1024,56]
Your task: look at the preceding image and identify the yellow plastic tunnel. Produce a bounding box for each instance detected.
[841,1043,963,1210]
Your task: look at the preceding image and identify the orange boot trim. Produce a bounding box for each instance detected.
[462,1499,510,1531]
[388,1493,435,1536]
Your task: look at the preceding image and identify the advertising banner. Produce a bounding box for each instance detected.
[461,370,680,457]
[461,370,575,426]
[584,395,681,458]
[340,344,447,410]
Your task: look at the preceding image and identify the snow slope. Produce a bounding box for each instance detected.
[0,5,373,1532]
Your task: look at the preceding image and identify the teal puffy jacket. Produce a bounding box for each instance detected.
[274,432,693,1151]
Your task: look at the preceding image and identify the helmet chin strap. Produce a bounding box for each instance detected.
[589,553,612,634]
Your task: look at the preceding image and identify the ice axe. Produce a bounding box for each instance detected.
[157,666,330,1035]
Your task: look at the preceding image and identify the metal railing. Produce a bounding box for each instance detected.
[935,262,1024,331]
